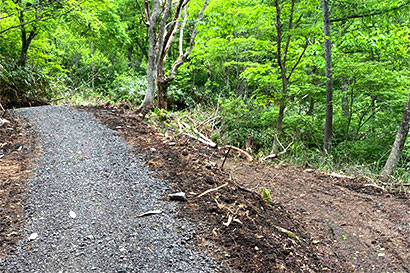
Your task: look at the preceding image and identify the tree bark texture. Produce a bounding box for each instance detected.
[138,0,161,113]
[322,0,333,155]
[380,93,410,178]
[17,1,37,67]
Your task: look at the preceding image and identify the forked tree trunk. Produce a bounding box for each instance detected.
[137,0,208,112]
[322,0,333,155]
[380,93,410,178]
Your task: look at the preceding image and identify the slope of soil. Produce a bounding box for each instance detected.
[78,104,340,272]
[226,161,409,273]
[0,113,38,257]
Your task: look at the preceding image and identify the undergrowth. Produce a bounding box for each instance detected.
[146,102,409,186]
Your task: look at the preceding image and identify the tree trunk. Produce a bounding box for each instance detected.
[341,79,349,117]
[137,0,161,113]
[137,0,208,112]
[17,3,36,67]
[157,80,171,109]
[380,93,410,178]
[322,0,333,155]
[277,102,286,132]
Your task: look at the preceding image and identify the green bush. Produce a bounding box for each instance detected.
[109,72,147,104]
[0,57,51,107]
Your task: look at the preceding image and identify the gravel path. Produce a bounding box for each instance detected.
[1,105,218,273]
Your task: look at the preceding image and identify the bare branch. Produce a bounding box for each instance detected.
[167,0,208,81]
[135,0,148,26]
[287,39,309,81]
[156,0,173,70]
[160,0,186,62]
[179,6,188,56]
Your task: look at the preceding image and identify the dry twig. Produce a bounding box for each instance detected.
[263,141,293,160]
[197,182,229,198]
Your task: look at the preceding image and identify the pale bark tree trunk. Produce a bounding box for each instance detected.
[380,93,410,178]
[156,1,208,109]
[137,0,161,114]
[137,0,208,112]
[322,0,333,155]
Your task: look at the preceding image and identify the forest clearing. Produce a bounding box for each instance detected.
[1,0,409,272]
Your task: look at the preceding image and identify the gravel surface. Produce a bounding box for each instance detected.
[1,105,218,273]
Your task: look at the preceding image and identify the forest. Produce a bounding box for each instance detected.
[1,0,409,182]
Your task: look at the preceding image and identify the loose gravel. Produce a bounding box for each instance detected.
[1,105,218,273]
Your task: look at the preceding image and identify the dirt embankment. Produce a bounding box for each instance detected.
[82,104,409,273]
[0,113,38,257]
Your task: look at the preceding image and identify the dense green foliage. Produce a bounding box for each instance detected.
[1,0,409,180]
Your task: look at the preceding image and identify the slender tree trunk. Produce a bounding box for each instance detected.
[380,93,410,178]
[322,0,333,155]
[308,97,315,116]
[138,0,161,113]
[17,4,36,67]
[277,98,286,132]
[341,79,349,117]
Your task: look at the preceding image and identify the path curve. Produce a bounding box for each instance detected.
[0,105,217,273]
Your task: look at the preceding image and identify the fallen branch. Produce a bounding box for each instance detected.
[223,215,233,227]
[223,145,253,161]
[363,184,385,191]
[183,132,217,147]
[0,118,10,127]
[197,182,229,198]
[274,225,300,240]
[176,118,217,148]
[182,121,217,148]
[0,102,6,118]
[263,142,293,160]
[329,172,355,179]
[220,146,231,169]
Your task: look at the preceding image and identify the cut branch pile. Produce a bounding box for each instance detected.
[176,118,217,148]
[264,135,293,160]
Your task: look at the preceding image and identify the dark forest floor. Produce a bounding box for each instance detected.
[1,104,409,272]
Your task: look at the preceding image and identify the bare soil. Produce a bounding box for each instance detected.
[226,161,409,273]
[80,104,410,273]
[0,112,38,258]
